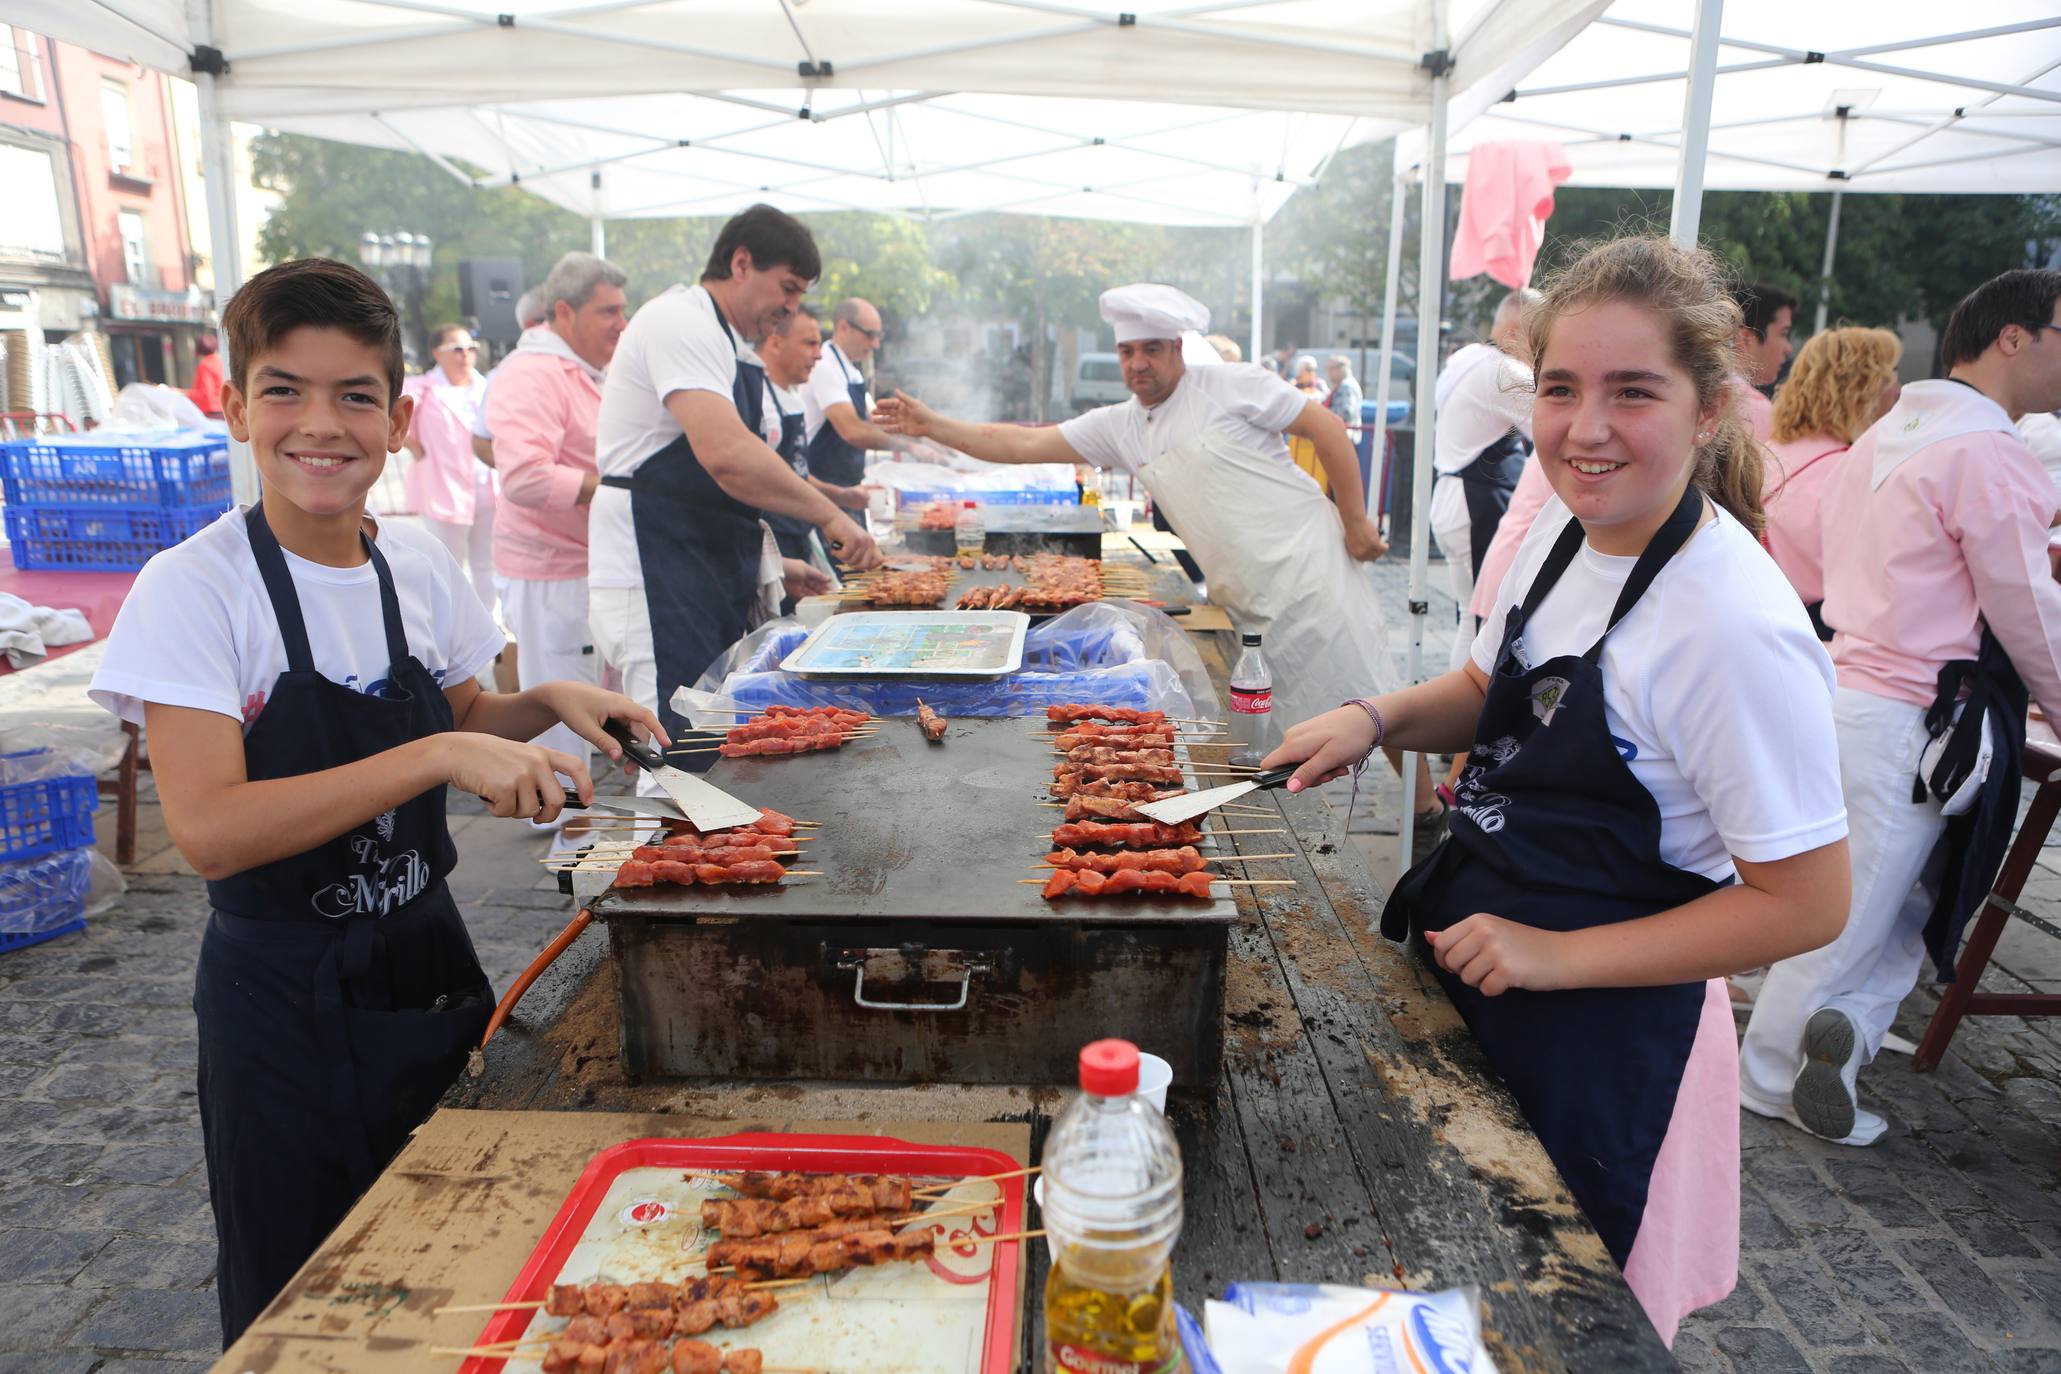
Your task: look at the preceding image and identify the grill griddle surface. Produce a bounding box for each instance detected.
[599,717,1241,926]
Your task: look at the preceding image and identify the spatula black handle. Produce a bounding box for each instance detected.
[603,718,664,772]
[1248,765,1299,790]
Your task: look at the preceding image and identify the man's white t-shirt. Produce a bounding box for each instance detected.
[803,343,866,446]
[1429,343,1534,540]
[89,508,506,731]
[591,285,741,589]
[1468,497,1846,882]
[760,377,806,460]
[1057,363,1306,475]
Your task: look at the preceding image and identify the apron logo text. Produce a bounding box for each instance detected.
[311,834,429,919]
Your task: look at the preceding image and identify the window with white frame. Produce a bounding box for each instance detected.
[101,81,134,173]
[0,28,40,101]
[119,209,147,284]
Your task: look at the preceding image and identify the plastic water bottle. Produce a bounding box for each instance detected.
[1228,631,1275,766]
[955,500,985,559]
[1042,1039,1184,1374]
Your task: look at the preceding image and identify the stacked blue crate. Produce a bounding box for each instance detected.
[0,751,99,954]
[1,429,232,571]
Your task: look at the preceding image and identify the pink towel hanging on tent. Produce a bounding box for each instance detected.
[1449,141,1573,289]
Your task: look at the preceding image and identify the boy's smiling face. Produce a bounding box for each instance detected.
[223,325,411,520]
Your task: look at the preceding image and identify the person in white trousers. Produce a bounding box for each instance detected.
[1429,290,1540,674]
[483,253,629,838]
[1740,268,2061,1146]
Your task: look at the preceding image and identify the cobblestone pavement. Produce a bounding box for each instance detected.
[4,559,2061,1371]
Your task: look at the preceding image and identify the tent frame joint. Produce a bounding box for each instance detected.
[1419,48,1453,77]
[1803,50,1824,63]
[497,13,515,28]
[1409,599,1429,616]
[189,45,229,77]
[1119,13,1137,27]
[799,60,835,78]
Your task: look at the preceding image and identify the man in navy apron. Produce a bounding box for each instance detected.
[756,305,828,565]
[802,296,941,505]
[589,206,882,747]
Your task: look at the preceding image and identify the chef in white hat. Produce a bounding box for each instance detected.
[878,282,1397,724]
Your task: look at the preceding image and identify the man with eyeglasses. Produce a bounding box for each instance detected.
[1742,268,2061,1147]
[802,296,933,505]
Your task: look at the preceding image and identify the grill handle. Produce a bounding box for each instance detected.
[833,947,994,1012]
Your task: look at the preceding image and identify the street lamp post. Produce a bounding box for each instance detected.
[359,230,436,365]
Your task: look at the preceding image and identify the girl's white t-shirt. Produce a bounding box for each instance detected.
[90,508,506,731]
[1468,497,1848,882]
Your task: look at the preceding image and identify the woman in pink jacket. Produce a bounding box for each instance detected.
[1759,328,1902,634]
[404,324,497,620]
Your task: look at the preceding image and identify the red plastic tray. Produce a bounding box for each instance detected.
[458,1132,1028,1373]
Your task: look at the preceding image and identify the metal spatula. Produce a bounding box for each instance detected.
[602,720,763,832]
[1136,765,1298,826]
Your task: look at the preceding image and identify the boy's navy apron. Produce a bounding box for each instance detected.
[761,381,817,565]
[803,342,869,488]
[599,291,765,741]
[1384,483,1716,1267]
[1457,430,1531,576]
[195,504,489,1344]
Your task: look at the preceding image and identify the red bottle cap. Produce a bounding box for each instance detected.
[1078,1039,1140,1097]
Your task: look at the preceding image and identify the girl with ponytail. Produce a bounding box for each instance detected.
[1263,235,1851,1343]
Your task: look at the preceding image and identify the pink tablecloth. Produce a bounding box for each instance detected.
[0,547,135,676]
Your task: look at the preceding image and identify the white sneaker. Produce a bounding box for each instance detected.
[1791,1009,1887,1146]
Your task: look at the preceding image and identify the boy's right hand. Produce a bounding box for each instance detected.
[437,733,592,822]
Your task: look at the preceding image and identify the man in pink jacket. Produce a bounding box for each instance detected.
[1740,268,2061,1146]
[485,251,629,783]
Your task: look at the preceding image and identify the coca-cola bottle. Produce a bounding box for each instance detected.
[1227,632,1275,767]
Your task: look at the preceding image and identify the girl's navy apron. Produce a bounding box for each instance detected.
[761,381,817,565]
[195,504,489,1344]
[599,292,766,741]
[1457,430,1531,576]
[1384,483,1716,1267]
[803,342,869,488]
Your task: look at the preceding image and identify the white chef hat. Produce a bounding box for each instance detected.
[1179,331,1223,367]
[1100,283,1210,345]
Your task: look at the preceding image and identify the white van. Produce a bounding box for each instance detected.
[1070,353,1129,413]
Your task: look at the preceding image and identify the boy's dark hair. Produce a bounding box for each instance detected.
[701,204,821,284]
[1732,281,1798,340]
[223,258,405,402]
[1941,268,2061,370]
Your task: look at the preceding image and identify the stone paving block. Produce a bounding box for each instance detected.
[95,1362,216,1374]
[52,1037,159,1069]
[0,1181,94,1229]
[1863,1063,1984,1137]
[1823,1358,1910,1374]
[1894,1241,2026,1343]
[1870,1312,1991,1373]
[71,1286,218,1355]
[87,1185,214,1241]
[38,1066,160,1103]
[0,1283,103,1351]
[0,1002,48,1031]
[1916,1129,2061,1227]
[1807,1227,1924,1308]
[0,1353,97,1374]
[79,1143,204,1188]
[2000,1266,2061,1343]
[74,1236,215,1291]
[1670,1326,1722,1371]
[1700,1276,1766,1323]
[1826,1162,1933,1233]
[2002,1075,2061,1127]
[0,1229,109,1283]
[41,1003,142,1036]
[1986,1347,2061,1373]
[1751,1151,1855,1230]
[1713,1325,1813,1372]
[1741,1182,1801,1252]
[1940,1207,2046,1261]
[0,1033,64,1065]
[1757,1254,1865,1346]
[7,1140,96,1184]
[1956,1105,2061,1194]
[0,1064,43,1094]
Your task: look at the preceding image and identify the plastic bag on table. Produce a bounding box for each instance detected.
[0,727,130,782]
[1198,1282,1498,1374]
[678,603,1209,724]
[83,848,126,918]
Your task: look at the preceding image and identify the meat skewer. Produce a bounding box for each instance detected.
[1047,776,1184,802]
[686,1170,910,1201]
[1046,705,1166,726]
[700,1179,913,1236]
[1054,761,1186,786]
[614,858,792,887]
[1040,868,1218,899]
[1057,744,1177,766]
[1042,845,1211,874]
[916,700,947,743]
[1051,819,1206,849]
[665,734,852,758]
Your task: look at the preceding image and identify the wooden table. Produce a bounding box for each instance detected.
[439,605,1669,1372]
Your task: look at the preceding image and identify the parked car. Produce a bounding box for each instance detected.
[1071,353,1130,413]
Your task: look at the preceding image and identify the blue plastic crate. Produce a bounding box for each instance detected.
[1,430,232,509]
[0,918,84,955]
[898,488,1076,508]
[0,762,97,862]
[0,846,94,949]
[5,501,224,571]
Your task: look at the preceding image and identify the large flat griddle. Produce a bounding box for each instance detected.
[838,562,1097,620]
[596,716,1239,927]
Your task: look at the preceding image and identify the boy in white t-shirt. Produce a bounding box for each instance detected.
[88,258,665,1347]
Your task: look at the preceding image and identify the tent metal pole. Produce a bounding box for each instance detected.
[195,63,257,504]
[591,216,606,257]
[1249,218,1263,364]
[1668,0,1724,248]
[1366,171,1407,519]
[1813,192,1843,335]
[1401,48,1450,878]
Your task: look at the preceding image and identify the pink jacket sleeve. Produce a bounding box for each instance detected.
[1948,434,2061,719]
[488,365,587,511]
[1469,453,1553,618]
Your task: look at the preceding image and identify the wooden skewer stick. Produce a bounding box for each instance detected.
[1034,852,1297,866]
[1018,876,1295,886]
[912,1164,1041,1197]
[432,1299,543,1314]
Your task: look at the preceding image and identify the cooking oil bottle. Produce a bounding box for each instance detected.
[1042,1040,1184,1373]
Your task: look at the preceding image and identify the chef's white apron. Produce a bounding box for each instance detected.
[1139,428,1396,728]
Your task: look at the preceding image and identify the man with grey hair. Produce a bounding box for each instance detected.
[1324,354,1363,435]
[484,251,630,841]
[802,295,934,500]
